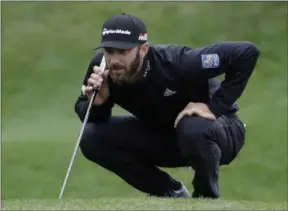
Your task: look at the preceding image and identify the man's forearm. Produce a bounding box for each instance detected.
[74,95,114,123]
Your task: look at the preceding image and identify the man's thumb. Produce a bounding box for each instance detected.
[102,69,110,79]
[202,112,216,121]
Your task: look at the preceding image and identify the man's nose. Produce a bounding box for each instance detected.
[108,54,121,64]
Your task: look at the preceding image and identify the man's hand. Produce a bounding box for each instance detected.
[174,102,216,128]
[84,66,110,105]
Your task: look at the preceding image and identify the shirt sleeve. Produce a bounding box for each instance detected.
[178,41,260,117]
[74,52,114,123]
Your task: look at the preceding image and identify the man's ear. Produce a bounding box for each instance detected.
[140,43,149,58]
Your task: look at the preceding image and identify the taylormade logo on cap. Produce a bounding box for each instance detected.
[102,28,131,36]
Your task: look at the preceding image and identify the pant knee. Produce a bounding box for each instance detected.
[177,116,220,160]
[177,116,209,148]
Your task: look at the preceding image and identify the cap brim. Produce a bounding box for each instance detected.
[94,41,137,50]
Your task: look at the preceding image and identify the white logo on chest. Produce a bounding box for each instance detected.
[163,88,177,97]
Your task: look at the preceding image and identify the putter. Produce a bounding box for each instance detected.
[58,56,106,199]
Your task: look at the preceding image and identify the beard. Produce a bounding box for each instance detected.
[109,49,142,86]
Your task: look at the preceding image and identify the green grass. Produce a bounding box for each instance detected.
[1,1,287,210]
[2,198,287,210]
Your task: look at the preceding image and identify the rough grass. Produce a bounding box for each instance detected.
[2,198,288,210]
[1,1,287,210]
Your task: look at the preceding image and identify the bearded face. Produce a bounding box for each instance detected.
[104,44,149,86]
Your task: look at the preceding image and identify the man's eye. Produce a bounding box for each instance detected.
[117,49,127,54]
[105,48,113,54]
[104,48,129,55]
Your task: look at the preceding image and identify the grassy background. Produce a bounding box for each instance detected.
[1,1,287,210]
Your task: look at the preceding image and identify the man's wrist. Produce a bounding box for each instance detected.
[207,103,221,118]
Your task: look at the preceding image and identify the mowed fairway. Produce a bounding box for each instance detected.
[1,1,287,210]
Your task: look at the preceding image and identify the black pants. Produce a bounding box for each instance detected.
[79,114,245,198]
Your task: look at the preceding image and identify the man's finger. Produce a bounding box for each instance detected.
[174,109,198,128]
[174,110,189,128]
[201,112,216,121]
[93,66,103,74]
[192,109,216,121]
[87,78,97,85]
[82,85,93,96]
[84,86,93,92]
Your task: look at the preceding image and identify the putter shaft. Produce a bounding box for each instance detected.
[58,56,106,199]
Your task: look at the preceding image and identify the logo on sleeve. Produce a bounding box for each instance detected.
[201,54,220,69]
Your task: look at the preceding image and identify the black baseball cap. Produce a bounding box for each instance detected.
[95,13,148,50]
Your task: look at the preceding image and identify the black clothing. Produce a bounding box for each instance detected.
[74,41,260,198]
[75,42,260,130]
[79,114,245,198]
